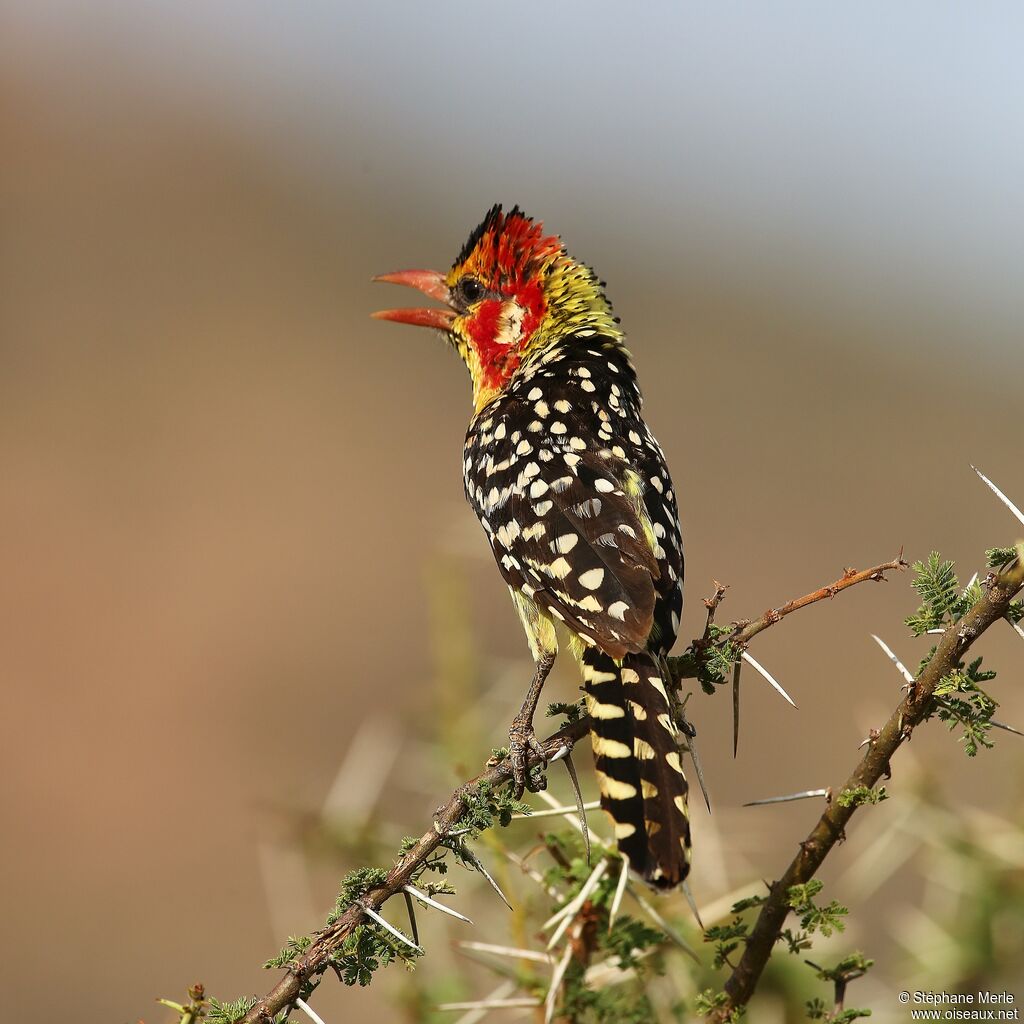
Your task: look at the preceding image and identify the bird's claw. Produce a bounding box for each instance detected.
[508,718,547,798]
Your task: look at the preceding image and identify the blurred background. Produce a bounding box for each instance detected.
[2,3,1022,1022]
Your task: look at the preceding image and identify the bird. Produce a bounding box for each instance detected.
[373,205,689,888]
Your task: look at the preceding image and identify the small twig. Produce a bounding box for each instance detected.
[702,581,729,636]
[667,555,906,697]
[727,554,907,649]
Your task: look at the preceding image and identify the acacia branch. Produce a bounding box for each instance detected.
[711,556,1024,1022]
[729,554,906,648]
[239,554,908,1024]
[240,719,589,1023]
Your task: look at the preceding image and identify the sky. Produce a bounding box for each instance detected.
[4,1,1024,360]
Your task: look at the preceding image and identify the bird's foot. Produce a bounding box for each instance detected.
[508,717,548,798]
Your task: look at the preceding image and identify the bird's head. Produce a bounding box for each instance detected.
[374,206,621,410]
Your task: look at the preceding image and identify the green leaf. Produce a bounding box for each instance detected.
[906,552,961,635]
[836,786,887,808]
[986,546,1017,569]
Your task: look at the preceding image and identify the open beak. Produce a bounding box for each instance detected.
[371,269,456,330]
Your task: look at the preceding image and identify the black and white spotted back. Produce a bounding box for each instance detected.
[463,334,684,661]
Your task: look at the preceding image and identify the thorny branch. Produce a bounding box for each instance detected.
[239,720,589,1024]
[709,554,1024,1023]
[708,557,909,651]
[239,554,909,1024]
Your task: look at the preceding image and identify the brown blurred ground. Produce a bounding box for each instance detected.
[1,53,1022,1024]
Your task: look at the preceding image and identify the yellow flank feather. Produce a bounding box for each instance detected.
[622,468,658,552]
[509,587,558,660]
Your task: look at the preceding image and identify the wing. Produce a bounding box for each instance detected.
[465,397,665,659]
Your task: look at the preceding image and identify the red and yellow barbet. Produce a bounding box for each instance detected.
[374,206,689,887]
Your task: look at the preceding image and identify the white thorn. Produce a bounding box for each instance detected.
[321,715,401,823]
[448,980,518,1024]
[546,859,609,949]
[1008,618,1024,642]
[926,628,946,635]
[404,884,473,924]
[457,940,555,964]
[296,998,328,1024]
[741,651,797,708]
[360,903,423,953]
[501,849,563,899]
[744,788,830,807]
[544,940,575,1023]
[991,718,1024,738]
[549,743,571,762]
[441,997,541,1012]
[682,879,704,930]
[972,465,1024,528]
[965,571,979,590]
[561,752,592,866]
[584,952,648,987]
[465,850,513,911]
[870,634,916,686]
[628,885,700,961]
[403,890,419,946]
[607,857,630,933]
[537,789,609,850]
[511,800,602,820]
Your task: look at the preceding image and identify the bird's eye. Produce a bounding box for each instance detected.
[458,277,484,304]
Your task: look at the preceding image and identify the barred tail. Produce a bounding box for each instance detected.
[582,648,691,888]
